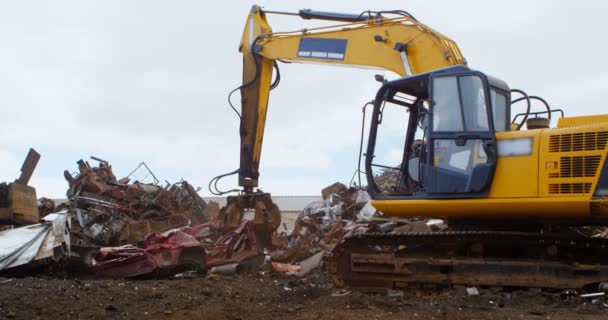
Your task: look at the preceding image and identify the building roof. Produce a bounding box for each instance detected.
[203,196,321,212]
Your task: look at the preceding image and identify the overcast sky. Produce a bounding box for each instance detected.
[1,1,607,198]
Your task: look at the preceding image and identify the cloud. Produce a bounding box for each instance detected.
[1,1,608,198]
[29,176,69,200]
[0,151,20,180]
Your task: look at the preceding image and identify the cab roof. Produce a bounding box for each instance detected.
[383,65,510,99]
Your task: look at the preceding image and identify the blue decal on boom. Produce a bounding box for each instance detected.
[297,38,347,60]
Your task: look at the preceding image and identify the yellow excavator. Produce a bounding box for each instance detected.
[0,148,41,227]
[214,5,608,290]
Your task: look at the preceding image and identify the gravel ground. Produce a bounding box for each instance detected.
[0,268,606,320]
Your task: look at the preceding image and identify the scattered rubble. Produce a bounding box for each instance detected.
[466,287,480,296]
[579,282,608,307]
[266,181,443,282]
[1,272,606,320]
[36,197,56,217]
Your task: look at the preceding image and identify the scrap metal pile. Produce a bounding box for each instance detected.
[63,158,210,250]
[270,182,370,267]
[4,154,604,284]
[59,157,265,276]
[0,156,262,277]
[267,182,444,277]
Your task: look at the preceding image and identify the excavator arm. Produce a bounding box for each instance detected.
[238,5,467,190]
[217,5,467,246]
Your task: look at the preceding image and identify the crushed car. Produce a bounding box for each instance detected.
[90,220,260,277]
[91,228,206,277]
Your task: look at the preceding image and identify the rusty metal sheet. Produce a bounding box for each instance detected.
[16,148,40,185]
[0,212,70,272]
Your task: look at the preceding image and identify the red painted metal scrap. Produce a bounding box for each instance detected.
[90,220,259,277]
[91,229,206,278]
[187,220,258,267]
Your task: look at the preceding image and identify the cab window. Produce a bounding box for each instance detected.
[490,89,508,131]
[432,75,488,132]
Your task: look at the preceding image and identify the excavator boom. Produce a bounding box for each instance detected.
[215,5,467,247]
[238,5,465,190]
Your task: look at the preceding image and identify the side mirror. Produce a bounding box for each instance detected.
[418,99,431,113]
[374,74,388,84]
[418,99,431,129]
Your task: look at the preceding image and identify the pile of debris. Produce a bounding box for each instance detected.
[270,183,366,266]
[84,180,423,279]
[0,154,441,280]
[0,156,263,278]
[268,182,444,277]
[60,158,215,261]
[61,157,265,278]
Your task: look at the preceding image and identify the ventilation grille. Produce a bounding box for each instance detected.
[549,132,608,152]
[548,183,592,194]
[548,156,603,178]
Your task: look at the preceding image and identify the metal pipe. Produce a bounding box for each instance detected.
[298,9,371,22]
[210,263,242,276]
[262,10,300,16]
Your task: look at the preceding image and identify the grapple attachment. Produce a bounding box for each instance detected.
[218,192,281,249]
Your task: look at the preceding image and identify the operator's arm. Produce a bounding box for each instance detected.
[237,5,467,191]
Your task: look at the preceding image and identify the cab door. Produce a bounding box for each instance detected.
[425,73,497,195]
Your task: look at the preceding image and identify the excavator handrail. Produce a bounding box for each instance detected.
[262,8,418,23]
[511,108,565,125]
[510,93,563,129]
[258,16,418,36]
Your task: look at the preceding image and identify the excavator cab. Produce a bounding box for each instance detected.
[367,66,510,199]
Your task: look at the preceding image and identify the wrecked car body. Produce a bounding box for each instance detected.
[90,220,260,277]
[91,228,206,278]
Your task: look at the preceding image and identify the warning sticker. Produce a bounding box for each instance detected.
[297,38,347,60]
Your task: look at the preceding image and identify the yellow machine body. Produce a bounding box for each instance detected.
[373,115,608,223]
[0,148,41,226]
[0,183,39,225]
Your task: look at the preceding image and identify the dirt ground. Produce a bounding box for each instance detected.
[0,267,606,320]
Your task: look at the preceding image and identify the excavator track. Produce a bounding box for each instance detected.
[327,231,608,290]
